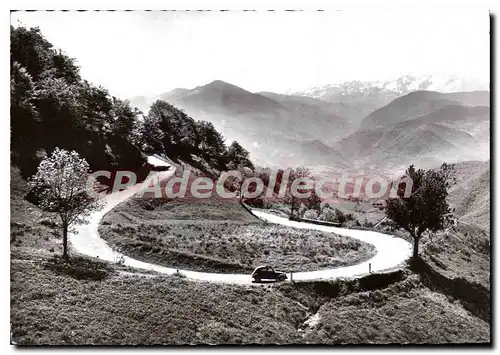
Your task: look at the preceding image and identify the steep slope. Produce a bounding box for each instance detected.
[412,105,490,125]
[158,81,352,168]
[446,161,490,232]
[334,118,481,169]
[10,26,148,182]
[11,26,249,189]
[162,80,287,115]
[441,91,490,107]
[371,128,460,163]
[163,81,350,137]
[257,91,360,132]
[344,101,490,168]
[359,91,461,129]
[411,105,490,149]
[358,90,490,131]
[271,139,351,168]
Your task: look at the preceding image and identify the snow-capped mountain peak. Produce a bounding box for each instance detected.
[288,74,488,100]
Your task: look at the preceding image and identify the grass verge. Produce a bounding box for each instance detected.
[99,195,376,273]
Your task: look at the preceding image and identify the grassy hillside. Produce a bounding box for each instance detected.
[412,161,491,293]
[11,25,490,346]
[11,164,490,344]
[11,259,309,345]
[300,274,489,344]
[10,166,63,255]
[11,256,490,344]
[447,161,490,232]
[10,167,303,345]
[99,171,375,273]
[421,223,490,290]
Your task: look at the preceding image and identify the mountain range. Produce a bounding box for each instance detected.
[130,77,489,172]
[360,90,489,129]
[289,74,488,100]
[288,75,488,125]
[335,90,489,170]
[138,80,351,168]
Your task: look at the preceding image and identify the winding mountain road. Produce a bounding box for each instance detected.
[69,156,412,284]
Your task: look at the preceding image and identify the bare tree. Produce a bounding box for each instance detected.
[28,148,104,261]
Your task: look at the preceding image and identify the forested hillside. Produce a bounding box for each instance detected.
[141,100,254,174]
[10,26,253,182]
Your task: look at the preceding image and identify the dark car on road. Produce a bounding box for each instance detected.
[251,265,288,282]
[150,165,171,172]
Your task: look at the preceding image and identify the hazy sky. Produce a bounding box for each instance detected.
[11,10,490,98]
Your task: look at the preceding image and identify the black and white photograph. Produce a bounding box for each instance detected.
[9,6,491,346]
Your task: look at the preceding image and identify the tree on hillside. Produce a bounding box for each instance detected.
[11,26,147,179]
[257,169,271,188]
[28,148,104,261]
[129,114,145,148]
[222,167,254,199]
[145,100,203,160]
[307,187,322,211]
[78,82,114,132]
[148,100,182,151]
[110,98,139,139]
[286,167,312,217]
[196,121,228,171]
[11,26,254,180]
[142,113,165,153]
[10,26,54,81]
[319,206,334,222]
[334,208,348,225]
[386,164,453,258]
[11,61,39,151]
[51,50,81,84]
[226,141,254,170]
[303,209,318,220]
